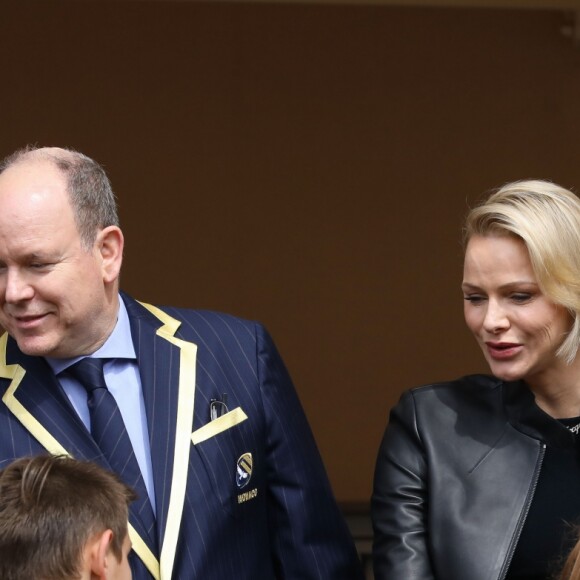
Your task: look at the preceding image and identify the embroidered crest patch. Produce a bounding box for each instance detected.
[236,452,253,489]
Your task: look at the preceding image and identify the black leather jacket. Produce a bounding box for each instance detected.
[371,374,579,580]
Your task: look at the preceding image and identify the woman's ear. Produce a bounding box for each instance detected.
[96,226,124,284]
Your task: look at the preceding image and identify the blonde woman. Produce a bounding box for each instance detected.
[372,180,580,580]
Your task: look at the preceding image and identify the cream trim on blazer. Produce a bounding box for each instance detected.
[138,302,197,580]
[191,407,248,445]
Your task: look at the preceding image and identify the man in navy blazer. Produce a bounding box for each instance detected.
[0,146,363,579]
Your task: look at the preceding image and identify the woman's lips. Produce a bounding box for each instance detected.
[485,341,523,360]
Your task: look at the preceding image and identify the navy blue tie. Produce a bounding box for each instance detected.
[64,358,157,543]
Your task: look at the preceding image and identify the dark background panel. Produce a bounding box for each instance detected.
[2,1,580,501]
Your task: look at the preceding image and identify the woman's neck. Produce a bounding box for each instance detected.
[527,356,580,419]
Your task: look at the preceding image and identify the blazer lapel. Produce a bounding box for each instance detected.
[125,296,197,580]
[0,330,162,580]
[0,332,98,460]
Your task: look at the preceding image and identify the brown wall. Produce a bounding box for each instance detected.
[2,1,580,502]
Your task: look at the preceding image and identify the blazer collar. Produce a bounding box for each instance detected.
[1,333,98,459]
[123,293,197,580]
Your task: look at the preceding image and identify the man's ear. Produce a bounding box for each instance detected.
[96,226,124,284]
[87,529,114,580]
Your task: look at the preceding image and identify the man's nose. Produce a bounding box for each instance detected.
[3,269,34,303]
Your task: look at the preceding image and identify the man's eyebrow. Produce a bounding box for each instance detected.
[25,252,56,260]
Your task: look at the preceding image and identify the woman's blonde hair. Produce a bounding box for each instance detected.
[464,179,580,364]
[560,532,580,579]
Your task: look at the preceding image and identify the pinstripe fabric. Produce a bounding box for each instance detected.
[0,293,363,580]
[63,358,157,552]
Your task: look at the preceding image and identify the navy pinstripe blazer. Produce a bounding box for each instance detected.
[0,293,363,579]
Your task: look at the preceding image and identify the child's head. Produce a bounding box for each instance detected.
[0,454,136,580]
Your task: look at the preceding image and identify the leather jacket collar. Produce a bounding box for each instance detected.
[504,379,578,449]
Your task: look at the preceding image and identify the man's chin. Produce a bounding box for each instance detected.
[14,336,57,358]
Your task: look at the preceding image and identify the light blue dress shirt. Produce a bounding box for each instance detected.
[46,297,156,512]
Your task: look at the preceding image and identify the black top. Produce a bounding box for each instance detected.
[506,416,580,579]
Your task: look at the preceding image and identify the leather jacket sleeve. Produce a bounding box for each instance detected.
[371,390,435,580]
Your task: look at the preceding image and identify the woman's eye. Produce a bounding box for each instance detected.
[464,295,485,304]
[511,293,532,303]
